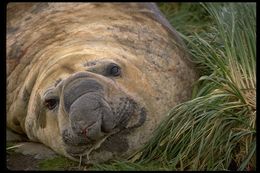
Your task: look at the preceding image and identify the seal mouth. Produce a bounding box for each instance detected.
[80,122,95,137]
[63,128,119,157]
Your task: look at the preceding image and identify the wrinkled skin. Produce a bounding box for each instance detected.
[6,3,198,163]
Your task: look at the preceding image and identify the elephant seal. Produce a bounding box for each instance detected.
[6,3,198,163]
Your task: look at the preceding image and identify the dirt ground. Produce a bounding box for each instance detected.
[5,141,84,171]
[6,150,86,171]
[6,152,41,171]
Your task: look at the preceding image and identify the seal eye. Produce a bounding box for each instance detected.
[109,64,121,76]
[44,98,58,110]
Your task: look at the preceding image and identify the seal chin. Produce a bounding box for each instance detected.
[63,127,120,159]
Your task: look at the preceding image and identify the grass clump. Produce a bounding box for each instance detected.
[157,3,212,35]
[89,3,256,171]
[38,156,79,171]
[89,160,170,171]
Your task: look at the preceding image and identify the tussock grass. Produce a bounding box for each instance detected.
[38,156,79,171]
[158,3,212,35]
[90,3,256,171]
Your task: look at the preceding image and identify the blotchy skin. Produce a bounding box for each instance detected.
[6,3,198,163]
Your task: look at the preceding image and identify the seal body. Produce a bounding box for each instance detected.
[7,3,198,163]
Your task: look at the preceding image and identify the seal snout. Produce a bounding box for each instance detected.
[69,92,113,140]
[61,73,147,149]
[62,76,115,143]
